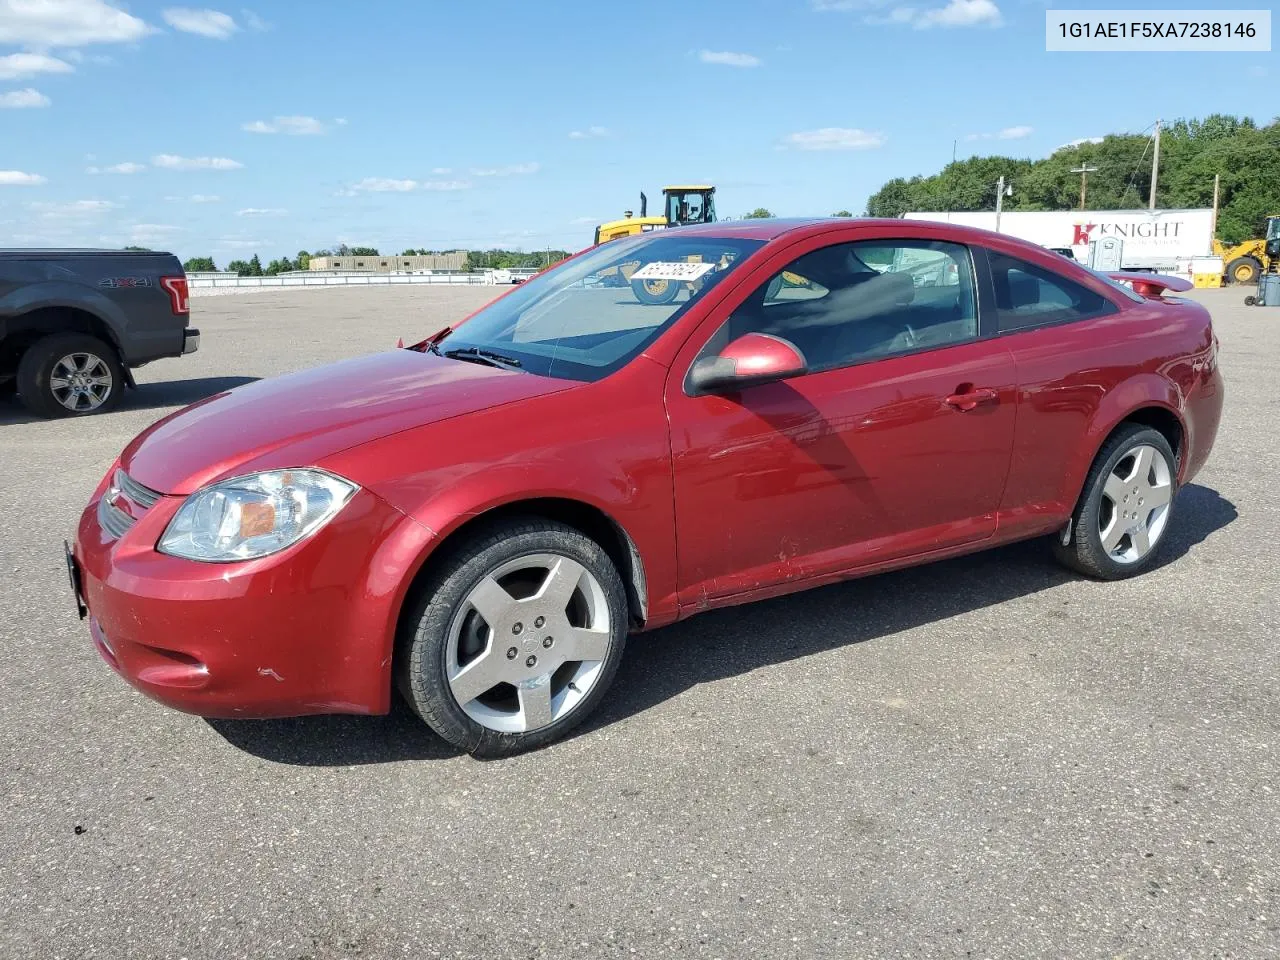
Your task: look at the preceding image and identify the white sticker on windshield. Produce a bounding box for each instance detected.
[631,261,716,282]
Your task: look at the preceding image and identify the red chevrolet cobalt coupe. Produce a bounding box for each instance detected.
[70,219,1224,755]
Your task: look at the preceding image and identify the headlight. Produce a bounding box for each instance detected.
[158,469,358,562]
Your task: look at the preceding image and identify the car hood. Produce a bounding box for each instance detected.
[121,349,574,495]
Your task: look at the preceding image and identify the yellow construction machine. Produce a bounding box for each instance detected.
[1214,214,1280,284]
[591,185,719,304]
[593,185,717,245]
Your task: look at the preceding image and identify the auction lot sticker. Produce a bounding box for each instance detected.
[1046,9,1271,51]
[632,261,717,281]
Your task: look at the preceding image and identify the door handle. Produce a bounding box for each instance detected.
[944,387,998,411]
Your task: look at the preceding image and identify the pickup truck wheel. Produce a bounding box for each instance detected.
[17,333,124,418]
[398,518,629,758]
[1053,424,1177,580]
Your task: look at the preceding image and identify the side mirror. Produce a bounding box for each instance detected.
[687,332,808,396]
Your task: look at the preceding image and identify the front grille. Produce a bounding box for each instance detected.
[98,470,162,540]
[116,470,160,509]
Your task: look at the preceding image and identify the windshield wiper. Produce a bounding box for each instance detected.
[443,346,523,370]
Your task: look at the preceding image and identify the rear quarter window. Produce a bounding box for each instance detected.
[988,252,1118,332]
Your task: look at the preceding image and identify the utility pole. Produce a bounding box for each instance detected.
[1149,118,1161,210]
[947,139,958,220]
[1071,164,1098,210]
[994,175,1013,233]
[1210,173,1220,251]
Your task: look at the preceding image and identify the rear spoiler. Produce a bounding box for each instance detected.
[1104,272,1193,297]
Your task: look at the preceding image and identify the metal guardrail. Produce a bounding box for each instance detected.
[189,272,499,290]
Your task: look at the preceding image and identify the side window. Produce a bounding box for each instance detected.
[988,252,1118,332]
[711,239,978,372]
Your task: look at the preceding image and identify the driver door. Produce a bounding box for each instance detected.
[664,234,1017,606]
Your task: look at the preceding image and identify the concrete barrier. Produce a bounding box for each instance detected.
[189,272,495,290]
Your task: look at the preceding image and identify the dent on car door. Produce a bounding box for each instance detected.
[664,237,1018,607]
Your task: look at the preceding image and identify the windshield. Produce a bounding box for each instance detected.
[437,233,763,381]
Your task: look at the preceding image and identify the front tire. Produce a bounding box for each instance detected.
[17,333,124,419]
[1226,256,1261,286]
[398,518,629,757]
[631,277,682,305]
[1053,424,1177,580]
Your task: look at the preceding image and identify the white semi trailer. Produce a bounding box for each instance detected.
[902,208,1215,273]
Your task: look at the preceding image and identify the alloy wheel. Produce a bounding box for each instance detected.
[445,553,611,734]
[1098,443,1173,564]
[50,353,113,413]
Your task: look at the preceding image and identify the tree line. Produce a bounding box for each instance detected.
[863,113,1280,245]
[185,246,572,276]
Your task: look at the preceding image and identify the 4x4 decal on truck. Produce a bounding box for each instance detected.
[98,277,153,288]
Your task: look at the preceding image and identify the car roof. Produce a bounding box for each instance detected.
[678,217,1093,262]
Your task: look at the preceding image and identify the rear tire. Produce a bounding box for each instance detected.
[17,333,124,419]
[1053,424,1177,580]
[398,518,629,757]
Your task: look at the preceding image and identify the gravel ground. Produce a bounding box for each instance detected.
[1,285,1276,960]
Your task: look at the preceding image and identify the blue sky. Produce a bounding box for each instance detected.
[0,0,1273,264]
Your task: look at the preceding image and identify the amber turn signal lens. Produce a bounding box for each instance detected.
[239,502,276,539]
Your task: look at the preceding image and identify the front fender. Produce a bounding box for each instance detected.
[319,364,679,632]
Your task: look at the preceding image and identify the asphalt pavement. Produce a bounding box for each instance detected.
[1,285,1276,959]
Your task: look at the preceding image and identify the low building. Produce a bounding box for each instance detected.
[308,252,467,273]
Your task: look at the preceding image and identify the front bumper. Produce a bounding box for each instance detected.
[182,328,201,355]
[72,479,433,719]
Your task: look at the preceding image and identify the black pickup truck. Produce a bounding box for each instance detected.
[0,249,199,418]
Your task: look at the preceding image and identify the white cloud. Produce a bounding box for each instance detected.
[119,223,182,245]
[570,216,600,225]
[912,0,1001,28]
[352,177,417,193]
[165,194,221,202]
[343,177,472,195]
[30,199,117,218]
[0,170,46,185]
[152,154,244,170]
[161,7,238,38]
[237,207,285,216]
[814,0,1002,28]
[569,125,610,140]
[0,0,155,47]
[0,53,74,80]
[997,125,1033,139]
[214,237,265,249]
[87,161,146,174]
[242,8,268,30]
[783,127,886,151]
[1057,137,1104,150]
[0,88,50,108]
[470,162,539,177]
[334,117,348,126]
[966,125,1034,142]
[698,49,761,67]
[242,115,326,135]
[430,166,451,175]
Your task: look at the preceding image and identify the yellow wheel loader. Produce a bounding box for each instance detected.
[1214,215,1280,285]
[593,186,718,305]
